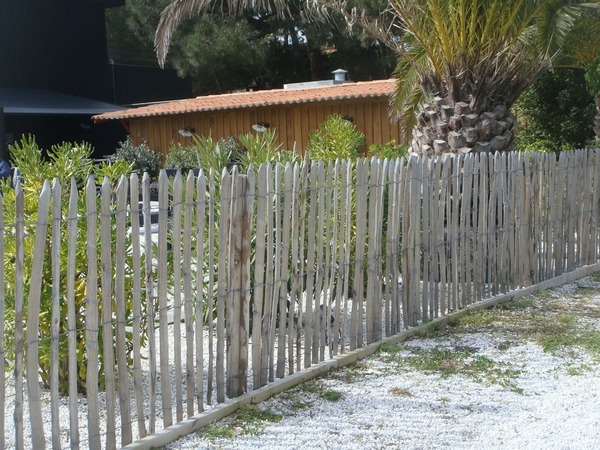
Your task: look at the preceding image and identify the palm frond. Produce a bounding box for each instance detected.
[154,0,292,67]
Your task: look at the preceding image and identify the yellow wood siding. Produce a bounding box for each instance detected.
[128,99,402,158]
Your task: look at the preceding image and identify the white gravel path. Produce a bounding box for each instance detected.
[166,276,600,450]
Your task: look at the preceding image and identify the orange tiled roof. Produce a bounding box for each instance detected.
[93,79,396,121]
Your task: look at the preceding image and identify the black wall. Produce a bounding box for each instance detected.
[0,0,123,102]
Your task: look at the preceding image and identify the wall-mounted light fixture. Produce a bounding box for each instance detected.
[178,127,195,137]
[251,121,270,133]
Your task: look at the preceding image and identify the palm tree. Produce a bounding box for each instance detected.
[155,0,599,155]
[387,0,600,156]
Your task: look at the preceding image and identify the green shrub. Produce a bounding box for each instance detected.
[307,114,365,162]
[190,135,239,173]
[166,143,201,169]
[110,137,162,179]
[4,135,142,393]
[369,140,409,160]
[236,130,298,171]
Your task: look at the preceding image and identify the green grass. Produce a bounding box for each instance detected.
[322,389,343,402]
[205,425,235,441]
[203,405,282,440]
[391,346,523,392]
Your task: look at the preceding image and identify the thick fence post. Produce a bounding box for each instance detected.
[227,170,253,398]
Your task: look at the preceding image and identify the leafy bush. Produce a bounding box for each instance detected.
[4,135,140,393]
[236,130,299,171]
[369,140,409,160]
[516,68,595,153]
[110,137,162,178]
[307,115,365,162]
[166,143,201,169]
[192,135,239,173]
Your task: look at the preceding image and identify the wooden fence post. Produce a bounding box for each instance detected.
[226,171,253,398]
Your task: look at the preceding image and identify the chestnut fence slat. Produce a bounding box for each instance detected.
[1,149,600,449]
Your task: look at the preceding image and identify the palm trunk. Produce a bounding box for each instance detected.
[411,99,517,156]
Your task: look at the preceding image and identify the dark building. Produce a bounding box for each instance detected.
[0,0,192,160]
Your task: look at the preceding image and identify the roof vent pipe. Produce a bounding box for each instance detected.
[332,68,348,82]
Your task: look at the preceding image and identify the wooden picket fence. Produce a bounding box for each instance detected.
[1,149,599,449]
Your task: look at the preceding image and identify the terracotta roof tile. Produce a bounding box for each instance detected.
[93,79,396,121]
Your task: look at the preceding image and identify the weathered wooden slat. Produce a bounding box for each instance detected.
[506,153,517,290]
[216,169,231,403]
[115,176,133,445]
[530,153,542,283]
[288,163,301,371]
[227,168,243,397]
[171,172,184,423]
[243,168,254,388]
[488,153,500,294]
[313,162,326,363]
[428,157,442,319]
[450,155,461,310]
[555,153,568,275]
[546,153,555,279]
[207,170,216,405]
[263,164,279,380]
[438,157,452,314]
[410,157,423,323]
[13,181,25,449]
[195,171,207,412]
[352,159,368,347]
[327,161,340,354]
[339,160,352,350]
[280,164,294,372]
[579,151,592,266]
[366,158,379,343]
[419,158,430,320]
[84,177,101,448]
[26,180,51,449]
[393,159,405,329]
[383,160,395,334]
[476,154,488,301]
[50,179,61,450]
[461,155,474,305]
[296,162,309,370]
[566,152,577,271]
[129,174,147,439]
[522,154,534,287]
[303,162,318,365]
[469,154,480,302]
[275,164,288,376]
[182,171,196,417]
[319,162,334,360]
[253,165,268,387]
[401,158,413,326]
[263,165,277,380]
[157,171,173,426]
[142,173,157,434]
[100,177,117,450]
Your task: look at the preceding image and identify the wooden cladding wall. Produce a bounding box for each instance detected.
[128,98,402,156]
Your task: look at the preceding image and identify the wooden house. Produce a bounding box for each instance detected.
[93,78,402,156]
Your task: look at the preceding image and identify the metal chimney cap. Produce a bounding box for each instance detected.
[332,69,348,81]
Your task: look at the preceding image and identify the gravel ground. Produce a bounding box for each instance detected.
[166,275,600,450]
